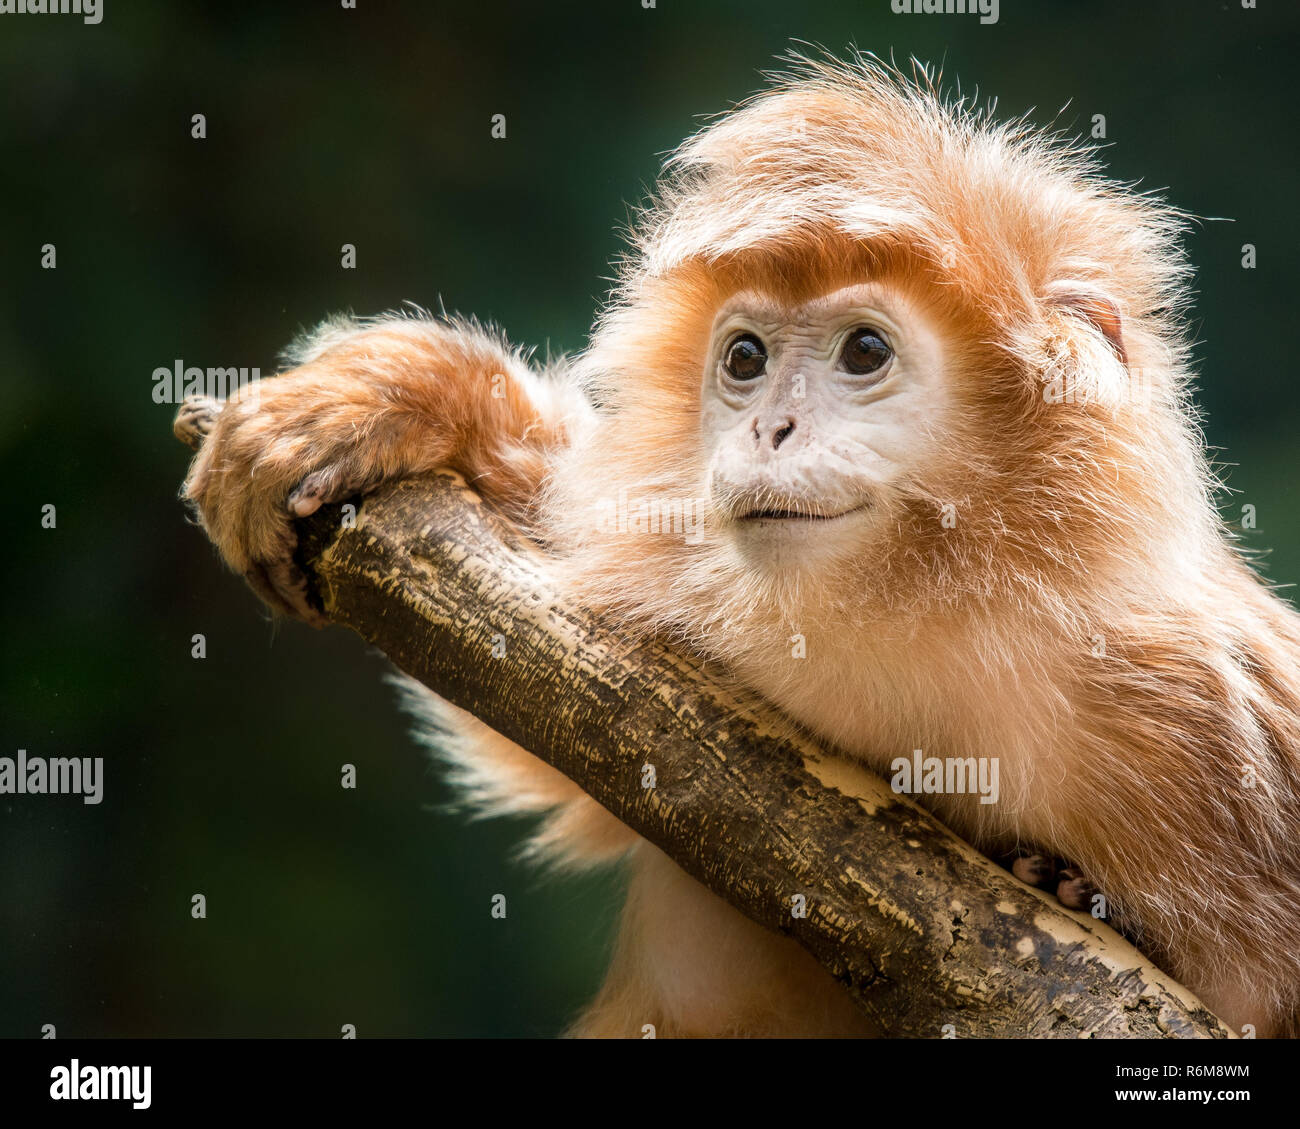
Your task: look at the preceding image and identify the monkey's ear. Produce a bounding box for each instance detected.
[1042,280,1127,367]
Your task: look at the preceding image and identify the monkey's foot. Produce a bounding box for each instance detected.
[1008,854,1101,914]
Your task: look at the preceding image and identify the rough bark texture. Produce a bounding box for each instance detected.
[293,471,1230,1038]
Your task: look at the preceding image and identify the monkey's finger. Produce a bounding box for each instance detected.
[287,470,333,517]
[287,466,378,518]
[174,395,224,450]
[243,558,328,628]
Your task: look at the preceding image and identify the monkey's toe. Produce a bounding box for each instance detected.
[1055,867,1099,912]
[174,395,223,451]
[1010,853,1057,888]
[1009,853,1102,914]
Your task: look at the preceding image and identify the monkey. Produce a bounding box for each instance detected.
[177,55,1300,1038]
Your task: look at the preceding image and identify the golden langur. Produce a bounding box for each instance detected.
[179,57,1300,1037]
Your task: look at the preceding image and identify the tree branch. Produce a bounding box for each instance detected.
[292,471,1229,1038]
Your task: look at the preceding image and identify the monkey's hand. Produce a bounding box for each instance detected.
[176,316,575,624]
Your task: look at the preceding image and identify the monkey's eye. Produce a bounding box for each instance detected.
[840,328,892,377]
[723,334,767,381]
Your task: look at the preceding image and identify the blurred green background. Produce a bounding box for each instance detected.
[1,0,1296,1037]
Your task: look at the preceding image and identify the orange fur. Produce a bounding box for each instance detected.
[182,55,1300,1037]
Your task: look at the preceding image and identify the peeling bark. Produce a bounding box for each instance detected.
[293,471,1231,1038]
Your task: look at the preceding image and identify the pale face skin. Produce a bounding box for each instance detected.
[700,282,952,571]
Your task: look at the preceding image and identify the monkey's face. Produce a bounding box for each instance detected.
[701,281,952,571]
[559,67,1198,636]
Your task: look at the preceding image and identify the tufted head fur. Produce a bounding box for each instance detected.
[538,54,1300,1034]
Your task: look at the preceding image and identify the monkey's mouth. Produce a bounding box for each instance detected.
[738,501,870,523]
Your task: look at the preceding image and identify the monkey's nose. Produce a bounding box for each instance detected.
[753,417,797,451]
